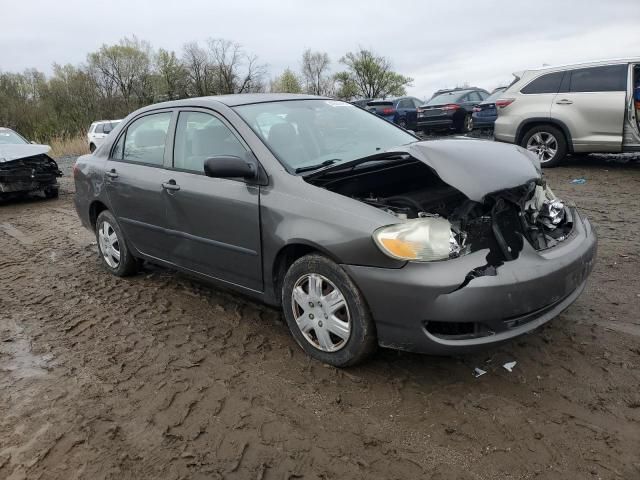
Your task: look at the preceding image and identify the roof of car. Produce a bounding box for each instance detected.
[153,93,328,110]
[524,57,640,73]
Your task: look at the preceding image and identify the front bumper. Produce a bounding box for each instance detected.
[343,207,597,354]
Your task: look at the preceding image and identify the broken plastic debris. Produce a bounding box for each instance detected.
[503,361,517,372]
[473,367,487,378]
[570,178,586,184]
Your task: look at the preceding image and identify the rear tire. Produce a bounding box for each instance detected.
[281,254,377,367]
[89,143,96,153]
[456,114,473,133]
[520,125,567,167]
[95,210,137,277]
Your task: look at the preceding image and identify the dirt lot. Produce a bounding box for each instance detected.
[1,152,639,480]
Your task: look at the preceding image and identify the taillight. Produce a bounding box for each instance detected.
[382,107,396,115]
[495,98,515,108]
[473,106,481,112]
[441,104,460,111]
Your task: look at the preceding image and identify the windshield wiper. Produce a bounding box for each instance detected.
[294,159,337,174]
[303,151,411,179]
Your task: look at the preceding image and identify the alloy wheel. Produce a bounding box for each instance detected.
[291,273,351,352]
[98,221,121,268]
[465,115,473,132]
[526,132,558,164]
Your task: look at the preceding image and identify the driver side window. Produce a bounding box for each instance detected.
[173,111,247,173]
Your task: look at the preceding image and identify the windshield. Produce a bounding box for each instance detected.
[233,99,416,171]
[426,91,466,106]
[0,129,28,145]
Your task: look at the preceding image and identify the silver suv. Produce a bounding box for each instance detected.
[494,58,640,166]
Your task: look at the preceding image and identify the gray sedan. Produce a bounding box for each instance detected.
[73,94,596,366]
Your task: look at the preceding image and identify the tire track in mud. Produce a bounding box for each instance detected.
[0,157,639,479]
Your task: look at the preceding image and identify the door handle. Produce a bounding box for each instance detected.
[556,99,573,105]
[161,180,180,191]
[106,169,118,179]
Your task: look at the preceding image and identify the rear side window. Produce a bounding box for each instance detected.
[119,112,171,166]
[569,65,627,92]
[521,72,564,94]
[173,111,247,173]
[95,124,104,134]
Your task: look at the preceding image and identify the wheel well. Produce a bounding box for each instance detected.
[516,120,572,152]
[272,244,339,305]
[89,201,108,231]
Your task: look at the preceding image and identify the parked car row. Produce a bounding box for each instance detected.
[354,58,640,167]
[356,89,491,134]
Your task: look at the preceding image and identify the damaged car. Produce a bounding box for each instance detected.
[0,127,62,200]
[73,95,597,366]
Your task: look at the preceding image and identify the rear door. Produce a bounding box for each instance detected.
[396,98,415,127]
[551,64,627,151]
[104,110,174,261]
[163,109,263,292]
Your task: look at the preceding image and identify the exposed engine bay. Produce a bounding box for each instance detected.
[306,159,573,263]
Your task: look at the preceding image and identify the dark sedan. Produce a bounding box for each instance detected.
[417,88,489,133]
[366,96,423,129]
[73,94,596,366]
[472,87,507,130]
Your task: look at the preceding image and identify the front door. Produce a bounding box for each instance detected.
[163,109,263,292]
[105,110,174,261]
[551,64,627,152]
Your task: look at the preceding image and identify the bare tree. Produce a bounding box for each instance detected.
[208,39,266,94]
[301,49,332,96]
[182,41,212,96]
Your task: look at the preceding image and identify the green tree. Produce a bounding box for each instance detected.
[154,49,188,100]
[271,68,302,93]
[338,49,412,99]
[88,36,153,109]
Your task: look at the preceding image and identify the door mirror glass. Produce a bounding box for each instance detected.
[204,155,257,180]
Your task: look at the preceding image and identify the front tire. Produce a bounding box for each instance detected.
[282,254,377,367]
[521,125,567,167]
[95,210,137,277]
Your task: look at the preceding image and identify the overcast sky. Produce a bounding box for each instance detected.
[2,0,639,98]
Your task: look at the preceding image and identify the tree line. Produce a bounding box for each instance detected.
[0,36,412,142]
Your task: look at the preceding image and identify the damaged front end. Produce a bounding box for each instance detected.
[309,139,596,352]
[0,145,62,199]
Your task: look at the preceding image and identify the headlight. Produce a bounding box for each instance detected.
[373,217,465,262]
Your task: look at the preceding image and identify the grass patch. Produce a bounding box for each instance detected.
[46,134,90,158]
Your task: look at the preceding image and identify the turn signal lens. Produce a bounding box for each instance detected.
[374,218,463,262]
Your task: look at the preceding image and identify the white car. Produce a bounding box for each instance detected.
[494,58,640,167]
[87,120,121,152]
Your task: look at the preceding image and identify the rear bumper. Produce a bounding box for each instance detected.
[417,118,454,129]
[472,114,497,128]
[343,208,597,354]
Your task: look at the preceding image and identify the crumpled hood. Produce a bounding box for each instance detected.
[404,138,541,202]
[0,144,52,163]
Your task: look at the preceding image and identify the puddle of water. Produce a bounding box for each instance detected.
[0,319,49,379]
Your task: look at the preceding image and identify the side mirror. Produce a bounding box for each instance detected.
[30,140,37,144]
[204,155,258,181]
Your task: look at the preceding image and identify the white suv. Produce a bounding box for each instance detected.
[87,120,121,152]
[494,58,640,166]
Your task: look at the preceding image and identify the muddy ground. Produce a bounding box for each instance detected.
[1,152,639,480]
